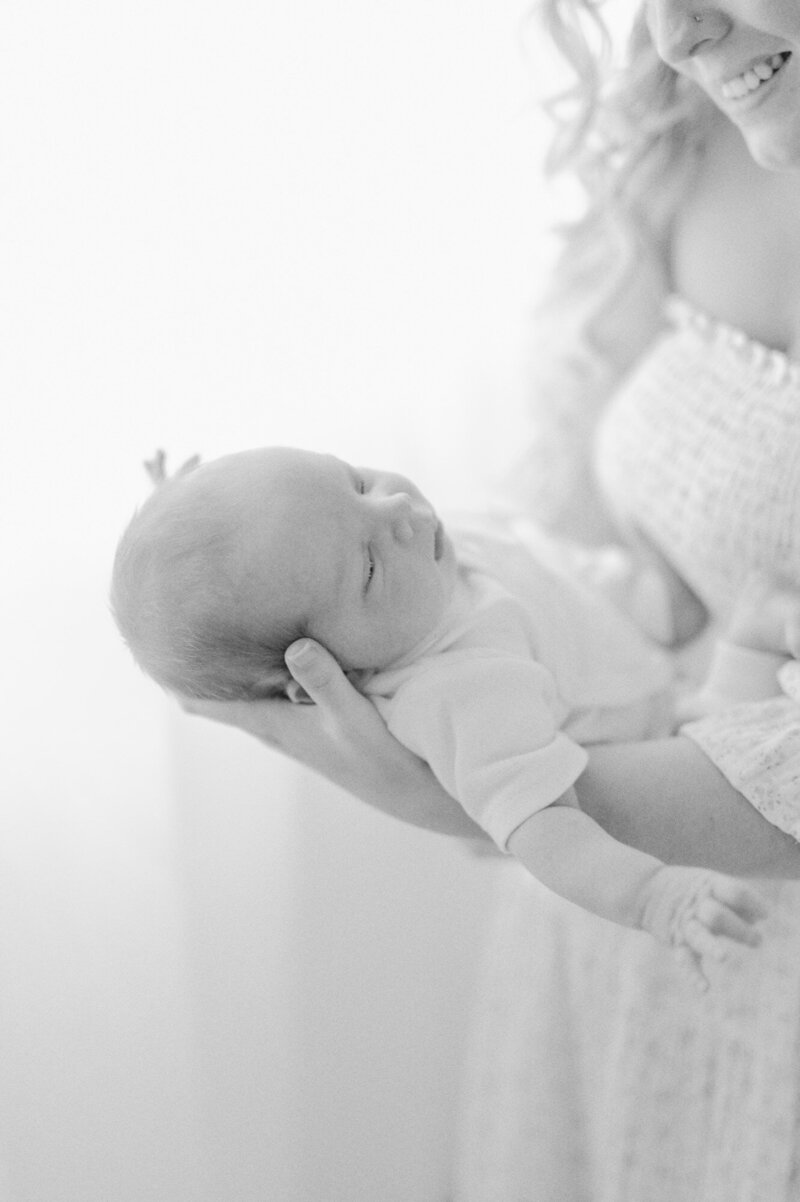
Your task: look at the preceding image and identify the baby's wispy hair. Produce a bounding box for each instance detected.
[110,450,303,701]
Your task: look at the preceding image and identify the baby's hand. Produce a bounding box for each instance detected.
[637,867,769,992]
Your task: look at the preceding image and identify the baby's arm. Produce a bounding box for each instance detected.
[507,790,768,989]
[382,650,768,985]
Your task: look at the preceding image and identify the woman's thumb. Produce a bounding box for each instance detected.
[284,639,348,706]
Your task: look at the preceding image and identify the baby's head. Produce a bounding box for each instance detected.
[111,447,456,700]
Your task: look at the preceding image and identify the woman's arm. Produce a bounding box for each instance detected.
[576,738,800,879]
[181,639,800,876]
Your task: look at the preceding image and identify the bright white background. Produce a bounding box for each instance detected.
[1,2,563,1199]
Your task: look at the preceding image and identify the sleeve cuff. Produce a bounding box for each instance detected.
[480,734,589,852]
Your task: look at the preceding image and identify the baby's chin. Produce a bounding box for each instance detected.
[346,620,446,676]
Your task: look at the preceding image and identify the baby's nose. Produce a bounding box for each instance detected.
[384,493,426,543]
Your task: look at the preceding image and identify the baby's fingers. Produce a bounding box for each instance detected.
[706,877,770,926]
[681,877,769,967]
[683,916,739,968]
[672,943,711,994]
[691,896,761,949]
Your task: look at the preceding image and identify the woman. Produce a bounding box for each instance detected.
[186,1,800,1196]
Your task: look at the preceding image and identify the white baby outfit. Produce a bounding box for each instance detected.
[359,518,674,849]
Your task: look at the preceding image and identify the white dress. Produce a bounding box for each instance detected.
[453,298,800,1201]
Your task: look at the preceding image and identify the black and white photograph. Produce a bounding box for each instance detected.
[5,2,800,1199]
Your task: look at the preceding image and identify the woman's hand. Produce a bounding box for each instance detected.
[179,638,486,840]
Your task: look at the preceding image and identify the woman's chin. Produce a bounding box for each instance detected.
[739,122,800,173]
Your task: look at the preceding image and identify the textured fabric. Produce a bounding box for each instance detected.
[596,296,800,618]
[362,524,672,848]
[684,696,800,844]
[453,299,800,1201]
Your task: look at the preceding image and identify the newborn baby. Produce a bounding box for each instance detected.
[112,446,784,986]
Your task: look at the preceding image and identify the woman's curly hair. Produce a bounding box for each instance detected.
[534,0,713,246]
[504,1,719,541]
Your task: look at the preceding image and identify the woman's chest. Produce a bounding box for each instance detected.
[670,125,800,361]
[594,319,800,612]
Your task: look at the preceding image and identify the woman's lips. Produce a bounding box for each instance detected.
[720,51,791,102]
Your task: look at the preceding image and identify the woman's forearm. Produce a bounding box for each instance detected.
[390,734,800,876]
[350,733,800,873]
[354,751,485,840]
[576,736,800,878]
[182,650,800,873]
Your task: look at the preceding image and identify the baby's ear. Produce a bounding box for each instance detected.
[285,679,313,705]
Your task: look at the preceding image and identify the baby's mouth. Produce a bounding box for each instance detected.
[434,518,445,561]
[721,51,791,101]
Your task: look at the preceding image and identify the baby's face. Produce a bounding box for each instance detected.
[208,447,457,671]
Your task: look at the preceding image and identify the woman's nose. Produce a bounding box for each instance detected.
[647,2,731,66]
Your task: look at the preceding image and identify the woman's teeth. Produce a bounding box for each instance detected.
[721,52,791,101]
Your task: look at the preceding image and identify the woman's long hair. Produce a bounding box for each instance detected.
[507,1,717,539]
[534,0,715,319]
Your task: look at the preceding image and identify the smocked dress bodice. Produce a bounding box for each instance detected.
[595,296,800,618]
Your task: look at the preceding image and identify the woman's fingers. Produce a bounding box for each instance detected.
[284,638,345,698]
[178,639,481,836]
[285,639,365,717]
[178,694,290,746]
[177,640,365,751]
[179,694,260,727]
[177,639,398,785]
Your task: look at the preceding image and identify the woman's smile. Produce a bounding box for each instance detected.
[645,0,800,168]
[719,51,791,103]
